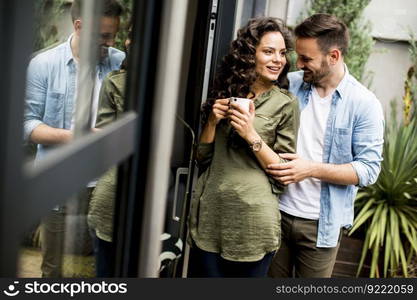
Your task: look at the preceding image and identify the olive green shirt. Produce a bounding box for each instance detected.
[189,87,299,262]
[88,70,126,242]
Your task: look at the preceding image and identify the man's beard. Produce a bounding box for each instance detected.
[302,60,330,84]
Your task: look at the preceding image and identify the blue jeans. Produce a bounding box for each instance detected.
[188,246,275,278]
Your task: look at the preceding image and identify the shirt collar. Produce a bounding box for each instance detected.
[64,34,76,66]
[334,64,350,100]
[254,86,279,107]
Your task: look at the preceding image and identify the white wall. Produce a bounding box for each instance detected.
[365,41,411,116]
[363,0,417,41]
[266,0,417,119]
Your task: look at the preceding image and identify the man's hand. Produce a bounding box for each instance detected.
[266,153,315,185]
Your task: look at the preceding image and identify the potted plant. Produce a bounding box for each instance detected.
[349,115,417,277]
[349,37,417,277]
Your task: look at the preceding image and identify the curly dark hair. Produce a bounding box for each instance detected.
[201,17,293,126]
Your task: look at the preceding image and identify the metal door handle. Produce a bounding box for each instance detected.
[172,167,189,222]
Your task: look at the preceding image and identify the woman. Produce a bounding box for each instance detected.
[87,29,131,277]
[188,17,299,277]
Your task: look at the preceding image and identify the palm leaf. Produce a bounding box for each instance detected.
[383,226,391,277]
[356,229,371,277]
[398,210,417,253]
[350,200,376,235]
[369,203,384,247]
[399,241,408,277]
[379,204,388,246]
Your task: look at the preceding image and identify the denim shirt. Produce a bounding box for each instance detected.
[287,67,384,247]
[24,35,125,160]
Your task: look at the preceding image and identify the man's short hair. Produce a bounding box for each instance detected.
[294,13,349,56]
[71,0,123,22]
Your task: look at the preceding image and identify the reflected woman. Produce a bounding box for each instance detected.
[87,29,132,277]
[188,17,299,277]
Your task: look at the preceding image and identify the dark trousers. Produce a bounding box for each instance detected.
[40,188,93,278]
[188,246,274,278]
[268,211,341,278]
[40,209,65,278]
[91,231,116,277]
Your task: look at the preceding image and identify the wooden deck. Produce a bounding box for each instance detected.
[332,235,370,278]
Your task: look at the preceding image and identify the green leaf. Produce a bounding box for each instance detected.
[357,230,371,277]
[384,227,391,277]
[369,204,384,247]
[379,205,388,247]
[399,242,408,277]
[404,192,412,199]
[398,210,417,253]
[370,239,381,277]
[350,201,376,235]
[390,209,400,263]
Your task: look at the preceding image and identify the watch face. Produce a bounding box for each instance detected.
[252,141,262,152]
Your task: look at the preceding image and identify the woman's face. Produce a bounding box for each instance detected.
[254,31,287,84]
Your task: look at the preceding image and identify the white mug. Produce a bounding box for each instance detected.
[230,97,251,112]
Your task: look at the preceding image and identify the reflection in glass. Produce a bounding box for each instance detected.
[86,23,131,277]
[19,0,132,278]
[23,0,125,162]
[18,190,95,278]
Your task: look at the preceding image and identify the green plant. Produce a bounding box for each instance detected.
[349,116,417,278]
[300,0,374,84]
[34,0,69,51]
[349,35,417,277]
[406,34,417,121]
[115,0,133,50]
[350,115,417,278]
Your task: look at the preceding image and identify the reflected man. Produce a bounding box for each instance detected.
[23,0,124,277]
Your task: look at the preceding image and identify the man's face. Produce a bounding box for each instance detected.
[295,38,331,85]
[98,16,120,61]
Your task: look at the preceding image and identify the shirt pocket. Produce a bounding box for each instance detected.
[44,92,65,128]
[254,113,276,146]
[333,127,353,163]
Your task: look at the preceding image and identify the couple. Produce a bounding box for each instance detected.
[24,0,125,277]
[188,13,384,278]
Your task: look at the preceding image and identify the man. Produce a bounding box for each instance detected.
[24,0,124,277]
[267,13,384,277]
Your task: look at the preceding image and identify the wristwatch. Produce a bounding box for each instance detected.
[249,139,262,152]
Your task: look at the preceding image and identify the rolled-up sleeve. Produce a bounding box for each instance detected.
[196,142,214,168]
[273,97,299,156]
[270,96,300,194]
[23,56,47,141]
[350,98,384,187]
